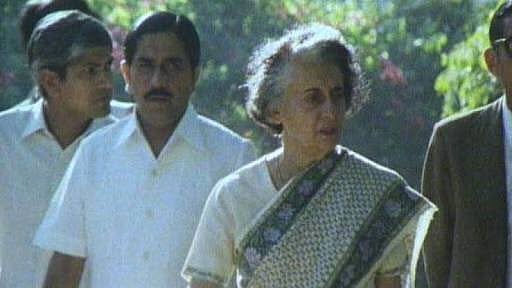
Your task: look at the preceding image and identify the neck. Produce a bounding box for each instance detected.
[43,101,92,149]
[137,113,179,158]
[281,144,323,175]
[269,144,326,190]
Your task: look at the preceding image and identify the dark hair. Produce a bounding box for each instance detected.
[27,10,111,79]
[245,23,367,134]
[490,1,512,43]
[123,11,200,68]
[19,0,100,51]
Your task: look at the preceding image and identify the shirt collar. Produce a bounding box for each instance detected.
[115,109,138,146]
[116,104,207,153]
[174,104,207,153]
[21,98,116,140]
[21,99,48,139]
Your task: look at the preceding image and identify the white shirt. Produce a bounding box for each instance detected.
[502,96,512,288]
[183,151,412,287]
[34,105,255,288]
[0,100,122,288]
[109,99,133,119]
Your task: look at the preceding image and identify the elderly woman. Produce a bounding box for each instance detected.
[182,23,436,288]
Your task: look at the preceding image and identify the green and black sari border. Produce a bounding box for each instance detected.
[327,180,424,287]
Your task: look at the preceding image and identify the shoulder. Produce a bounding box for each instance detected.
[81,115,131,149]
[0,103,33,123]
[433,99,501,138]
[341,148,427,203]
[192,113,255,168]
[0,104,34,137]
[196,114,251,147]
[343,148,404,183]
[215,157,267,190]
[210,156,268,200]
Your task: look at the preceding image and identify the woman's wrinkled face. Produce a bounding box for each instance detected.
[272,54,347,159]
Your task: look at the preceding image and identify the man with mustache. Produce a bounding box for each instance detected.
[34,11,255,288]
[0,10,121,287]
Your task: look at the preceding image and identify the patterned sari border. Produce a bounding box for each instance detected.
[328,181,424,288]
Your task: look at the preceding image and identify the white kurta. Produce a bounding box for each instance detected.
[0,100,123,288]
[34,105,255,288]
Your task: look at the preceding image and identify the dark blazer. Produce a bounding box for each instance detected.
[422,98,508,288]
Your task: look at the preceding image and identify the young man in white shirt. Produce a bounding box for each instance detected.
[34,11,256,288]
[0,10,130,287]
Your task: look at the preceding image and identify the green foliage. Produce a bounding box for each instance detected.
[0,0,497,188]
[0,0,32,110]
[435,25,497,116]
[435,1,502,117]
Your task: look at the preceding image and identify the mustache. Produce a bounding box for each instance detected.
[144,89,173,99]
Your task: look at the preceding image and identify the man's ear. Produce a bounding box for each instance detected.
[265,100,282,126]
[192,67,200,85]
[37,69,62,99]
[485,48,499,77]
[120,59,131,84]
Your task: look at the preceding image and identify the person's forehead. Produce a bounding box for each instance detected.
[133,32,187,59]
[284,56,344,89]
[68,46,112,64]
[288,50,342,73]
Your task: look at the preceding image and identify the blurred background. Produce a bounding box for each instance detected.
[0,1,505,286]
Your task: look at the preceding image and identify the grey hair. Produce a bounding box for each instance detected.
[244,23,367,134]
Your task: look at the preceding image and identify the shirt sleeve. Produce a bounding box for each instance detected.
[33,143,89,258]
[182,178,237,286]
[376,236,410,276]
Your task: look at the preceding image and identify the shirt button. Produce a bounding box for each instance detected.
[145,209,154,219]
[143,251,150,261]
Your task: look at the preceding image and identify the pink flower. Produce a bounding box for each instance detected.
[379,58,407,87]
[109,25,128,71]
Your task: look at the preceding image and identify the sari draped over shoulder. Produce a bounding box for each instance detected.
[234,147,436,288]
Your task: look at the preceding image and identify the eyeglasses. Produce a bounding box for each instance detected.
[493,36,512,58]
